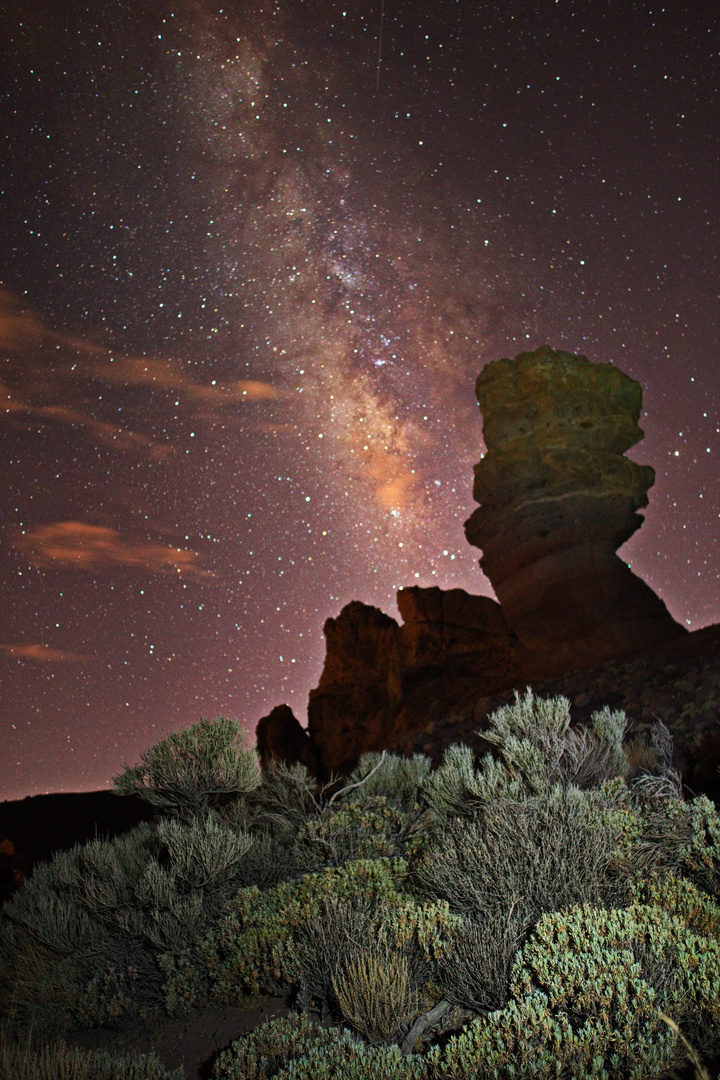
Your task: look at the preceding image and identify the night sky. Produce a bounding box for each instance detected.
[1,0,717,800]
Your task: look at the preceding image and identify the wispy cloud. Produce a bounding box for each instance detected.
[1,378,172,458]
[0,287,100,356]
[0,643,86,663]
[0,288,285,455]
[93,354,281,406]
[13,521,211,579]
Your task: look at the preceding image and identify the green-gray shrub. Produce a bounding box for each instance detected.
[344,752,432,812]
[211,1014,349,1079]
[211,1014,429,1080]
[0,812,255,1033]
[633,794,720,897]
[628,719,684,803]
[244,755,428,875]
[414,783,634,924]
[274,1040,429,1079]
[331,941,421,1044]
[431,892,720,1078]
[483,689,628,793]
[246,761,320,841]
[291,888,448,1035]
[0,1025,183,1080]
[292,795,418,869]
[435,905,528,1014]
[113,716,260,823]
[423,690,628,822]
[163,858,459,1021]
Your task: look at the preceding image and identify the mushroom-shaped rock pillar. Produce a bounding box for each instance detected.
[464,345,685,665]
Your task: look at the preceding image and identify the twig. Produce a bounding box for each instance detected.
[326,751,388,809]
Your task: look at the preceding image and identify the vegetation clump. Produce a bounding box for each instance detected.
[2,691,719,1078]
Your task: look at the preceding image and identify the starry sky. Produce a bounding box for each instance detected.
[1,0,717,800]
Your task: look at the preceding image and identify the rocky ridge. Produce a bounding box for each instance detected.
[256,347,714,791]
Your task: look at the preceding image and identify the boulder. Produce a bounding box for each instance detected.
[304,592,530,778]
[397,585,526,679]
[258,347,688,778]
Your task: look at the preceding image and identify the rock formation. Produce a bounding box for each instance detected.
[305,602,404,776]
[464,345,685,665]
[257,346,688,779]
[255,704,321,776]
[288,590,528,778]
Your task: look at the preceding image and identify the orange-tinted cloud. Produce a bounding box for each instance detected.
[14,521,211,578]
[0,287,98,356]
[0,288,284,454]
[0,643,85,663]
[1,381,173,459]
[94,355,281,405]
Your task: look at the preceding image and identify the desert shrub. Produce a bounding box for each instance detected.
[628,872,720,937]
[435,905,528,1014]
[0,1023,183,1080]
[291,888,452,1036]
[113,717,261,823]
[246,761,320,840]
[273,1040,429,1079]
[0,827,158,1036]
[483,689,628,791]
[422,741,522,818]
[160,858,403,1011]
[241,754,428,877]
[423,690,628,823]
[211,1014,350,1079]
[229,830,306,891]
[628,719,684,803]
[632,793,720,897]
[0,811,255,1034]
[293,795,417,869]
[163,858,458,1025]
[331,939,421,1044]
[433,896,720,1079]
[344,752,432,812]
[415,783,633,924]
[425,691,626,816]
[290,890,383,1013]
[212,1013,429,1080]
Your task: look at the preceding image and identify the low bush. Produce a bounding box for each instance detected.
[164,856,458,1028]
[422,689,628,820]
[211,1013,428,1080]
[432,894,720,1079]
[0,812,255,1033]
[0,1025,183,1080]
[112,716,261,824]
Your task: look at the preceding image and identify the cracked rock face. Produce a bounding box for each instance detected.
[464,345,685,663]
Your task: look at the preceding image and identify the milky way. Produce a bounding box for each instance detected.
[1,0,717,799]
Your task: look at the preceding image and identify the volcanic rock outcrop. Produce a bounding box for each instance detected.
[464,346,685,665]
[300,590,529,776]
[258,346,688,779]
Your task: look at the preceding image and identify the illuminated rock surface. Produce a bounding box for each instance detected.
[464,345,684,664]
